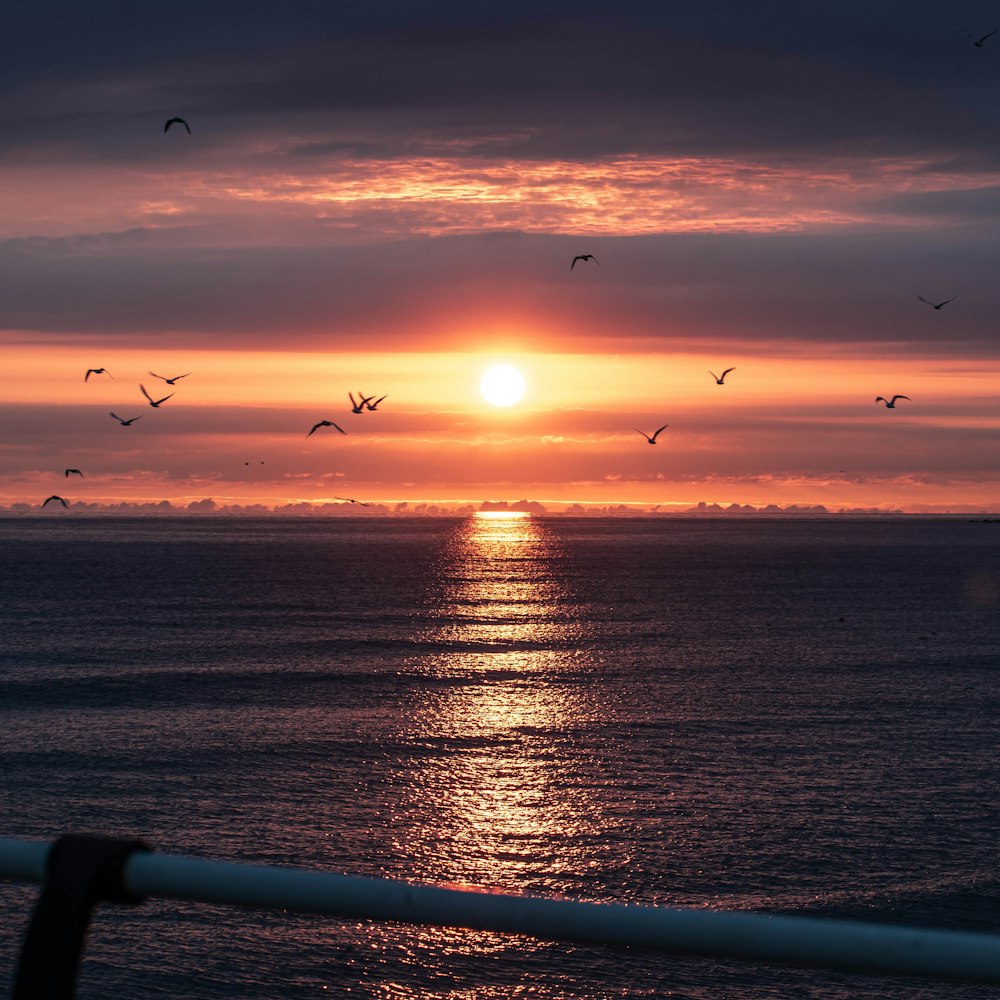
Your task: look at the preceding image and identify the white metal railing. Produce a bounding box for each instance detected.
[3,836,1000,986]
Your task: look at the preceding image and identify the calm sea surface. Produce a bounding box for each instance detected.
[1,514,999,999]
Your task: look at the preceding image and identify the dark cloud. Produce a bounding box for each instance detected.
[3,228,1000,356]
[4,1,1000,165]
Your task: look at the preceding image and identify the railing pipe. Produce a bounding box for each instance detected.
[3,837,1000,986]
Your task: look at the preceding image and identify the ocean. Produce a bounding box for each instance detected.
[1,513,999,999]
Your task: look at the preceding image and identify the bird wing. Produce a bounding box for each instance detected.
[156,392,174,405]
[635,429,650,440]
[571,257,579,270]
[652,424,669,440]
[149,371,165,380]
[917,296,932,305]
[891,396,911,403]
[140,383,153,403]
[592,256,601,265]
[941,297,956,306]
[110,412,124,421]
[333,423,346,434]
[176,373,193,379]
[721,367,736,378]
[307,423,321,437]
[875,397,886,404]
[85,370,93,381]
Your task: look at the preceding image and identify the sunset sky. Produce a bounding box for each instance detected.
[5,0,1000,511]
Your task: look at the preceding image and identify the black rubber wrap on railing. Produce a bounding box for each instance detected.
[12,834,150,1000]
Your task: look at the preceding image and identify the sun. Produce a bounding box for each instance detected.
[480,364,526,407]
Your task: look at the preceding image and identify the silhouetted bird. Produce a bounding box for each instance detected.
[110,412,142,425]
[42,495,68,509]
[85,368,113,382]
[918,295,955,310]
[164,117,191,134]
[571,254,600,270]
[974,29,998,47]
[149,371,192,385]
[876,395,910,408]
[64,469,84,478]
[336,497,372,506]
[709,368,736,385]
[365,394,387,411]
[140,384,174,407]
[307,420,346,437]
[349,392,374,414]
[636,425,668,444]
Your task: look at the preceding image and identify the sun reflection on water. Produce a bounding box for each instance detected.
[364,513,624,991]
[417,511,583,659]
[387,512,619,892]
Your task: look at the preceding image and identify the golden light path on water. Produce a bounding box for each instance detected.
[366,512,625,994]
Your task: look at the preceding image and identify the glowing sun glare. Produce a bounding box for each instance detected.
[480,364,526,407]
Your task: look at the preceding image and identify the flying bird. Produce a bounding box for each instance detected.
[85,368,113,382]
[876,395,910,408]
[307,420,346,437]
[140,383,174,408]
[149,371,192,385]
[64,469,84,478]
[571,254,600,270]
[336,497,372,506]
[349,392,374,414]
[974,29,998,47]
[636,425,669,444]
[110,412,142,425]
[365,394,387,411]
[164,117,191,134]
[41,495,68,509]
[917,295,956,310]
[709,368,736,385]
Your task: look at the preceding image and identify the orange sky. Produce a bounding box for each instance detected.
[5,344,1000,511]
[4,5,1000,511]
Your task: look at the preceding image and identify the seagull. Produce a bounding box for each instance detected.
[364,394,387,411]
[336,496,372,506]
[876,395,910,408]
[64,469,84,478]
[709,368,736,385]
[148,371,192,385]
[571,254,600,270]
[164,117,191,134]
[85,368,113,382]
[110,412,142,425]
[974,29,998,47]
[307,420,346,437]
[140,383,174,408]
[636,425,668,444]
[349,392,374,414]
[917,295,956,310]
[42,495,68,509]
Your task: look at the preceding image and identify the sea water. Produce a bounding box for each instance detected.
[1,514,999,998]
